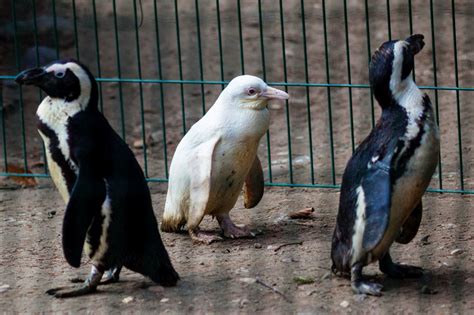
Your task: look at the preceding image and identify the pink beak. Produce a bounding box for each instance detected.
[260,86,289,100]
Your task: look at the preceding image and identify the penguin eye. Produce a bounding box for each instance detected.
[247,88,257,96]
[55,71,65,78]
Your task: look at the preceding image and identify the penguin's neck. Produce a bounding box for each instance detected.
[390,77,425,141]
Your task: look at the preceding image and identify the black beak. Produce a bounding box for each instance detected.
[15,68,47,86]
[405,34,425,55]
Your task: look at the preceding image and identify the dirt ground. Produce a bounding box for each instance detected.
[0,183,473,313]
[0,0,473,313]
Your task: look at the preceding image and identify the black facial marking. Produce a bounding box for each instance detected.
[401,46,414,81]
[39,68,81,102]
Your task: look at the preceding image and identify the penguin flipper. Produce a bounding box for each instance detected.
[396,200,422,244]
[62,162,106,268]
[187,136,221,227]
[360,161,391,252]
[243,155,264,208]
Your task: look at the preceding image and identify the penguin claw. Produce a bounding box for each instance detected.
[351,281,383,296]
[46,285,97,298]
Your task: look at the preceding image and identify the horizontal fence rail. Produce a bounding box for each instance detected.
[0,0,472,195]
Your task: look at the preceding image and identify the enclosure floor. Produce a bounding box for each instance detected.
[0,183,472,313]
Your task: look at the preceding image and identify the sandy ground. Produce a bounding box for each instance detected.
[0,182,473,313]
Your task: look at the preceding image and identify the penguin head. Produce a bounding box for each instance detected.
[369,34,425,106]
[16,59,98,109]
[221,75,289,110]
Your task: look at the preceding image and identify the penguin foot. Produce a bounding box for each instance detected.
[46,284,98,298]
[351,280,383,296]
[381,263,424,279]
[48,265,103,298]
[217,214,255,239]
[189,229,223,245]
[379,253,424,279]
[69,266,122,285]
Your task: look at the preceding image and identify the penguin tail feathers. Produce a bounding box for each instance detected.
[125,244,180,287]
[330,227,352,277]
[161,204,186,233]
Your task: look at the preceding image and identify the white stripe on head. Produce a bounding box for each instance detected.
[351,186,367,265]
[389,41,424,141]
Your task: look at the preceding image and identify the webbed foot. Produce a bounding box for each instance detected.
[47,265,103,298]
[379,253,424,279]
[69,266,122,285]
[217,214,255,239]
[351,262,383,296]
[351,280,383,296]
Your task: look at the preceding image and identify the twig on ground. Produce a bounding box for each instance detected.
[255,277,291,303]
[273,241,303,252]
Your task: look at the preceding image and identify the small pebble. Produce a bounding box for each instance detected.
[160,298,170,303]
[122,296,134,304]
[450,249,464,256]
[340,300,349,308]
[421,285,438,295]
[254,243,262,249]
[239,277,256,284]
[0,284,10,293]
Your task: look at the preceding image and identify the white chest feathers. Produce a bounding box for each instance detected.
[37,97,83,202]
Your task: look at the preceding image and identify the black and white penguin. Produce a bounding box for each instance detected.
[15,59,179,298]
[330,34,440,296]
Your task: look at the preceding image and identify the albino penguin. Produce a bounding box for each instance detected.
[162,75,288,244]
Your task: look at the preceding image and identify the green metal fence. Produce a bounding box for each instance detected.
[0,0,472,194]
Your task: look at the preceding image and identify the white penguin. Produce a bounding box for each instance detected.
[161,75,289,244]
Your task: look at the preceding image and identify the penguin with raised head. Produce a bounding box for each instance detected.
[331,34,440,296]
[16,59,179,297]
[161,75,289,244]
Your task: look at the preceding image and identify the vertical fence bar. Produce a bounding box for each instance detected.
[429,0,443,190]
[407,0,416,79]
[112,0,126,140]
[194,0,206,115]
[72,0,80,60]
[258,0,273,182]
[450,0,464,191]
[237,0,245,74]
[32,0,48,174]
[153,1,169,178]
[174,0,186,134]
[364,0,375,127]
[52,0,60,58]
[278,0,293,183]
[386,0,392,41]
[92,0,104,112]
[343,0,355,153]
[132,0,148,177]
[216,0,225,89]
[300,0,315,184]
[0,84,6,172]
[322,0,336,185]
[12,0,29,172]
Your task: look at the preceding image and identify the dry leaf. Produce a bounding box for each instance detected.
[288,207,314,219]
[5,164,38,187]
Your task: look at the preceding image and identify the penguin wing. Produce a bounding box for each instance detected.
[243,155,264,208]
[395,200,422,244]
[189,136,221,215]
[62,159,106,268]
[360,160,392,252]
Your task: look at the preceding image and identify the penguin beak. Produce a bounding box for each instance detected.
[260,86,289,100]
[405,34,425,55]
[15,67,47,86]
